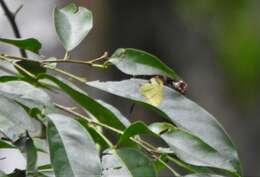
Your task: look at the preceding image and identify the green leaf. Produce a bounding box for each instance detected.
[0,80,52,111]
[33,138,48,153]
[25,134,37,172]
[0,139,15,148]
[54,3,93,51]
[77,118,111,151]
[0,80,50,105]
[0,96,32,141]
[108,48,180,80]
[150,123,237,174]
[96,100,130,128]
[0,37,41,53]
[0,76,20,82]
[0,61,17,76]
[39,74,129,131]
[101,148,156,177]
[117,121,155,146]
[152,155,168,172]
[16,60,46,77]
[87,79,241,174]
[47,114,102,177]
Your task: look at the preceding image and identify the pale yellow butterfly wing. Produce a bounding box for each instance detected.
[139,77,164,106]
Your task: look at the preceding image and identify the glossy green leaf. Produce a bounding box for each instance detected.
[39,75,129,131]
[108,48,180,80]
[0,80,52,111]
[47,114,102,177]
[54,3,93,51]
[0,139,15,148]
[117,121,155,146]
[151,127,207,174]
[150,123,236,174]
[0,96,32,141]
[2,38,40,54]
[0,80,50,105]
[0,37,41,53]
[87,79,241,174]
[101,148,156,177]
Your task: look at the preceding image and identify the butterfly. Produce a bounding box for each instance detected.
[129,75,187,114]
[139,76,164,106]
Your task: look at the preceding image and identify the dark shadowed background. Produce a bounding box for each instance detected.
[0,0,259,176]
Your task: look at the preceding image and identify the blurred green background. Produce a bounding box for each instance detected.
[0,0,259,176]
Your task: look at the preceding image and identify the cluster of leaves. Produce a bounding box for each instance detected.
[0,3,242,177]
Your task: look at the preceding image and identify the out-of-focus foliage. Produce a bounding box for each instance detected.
[176,0,260,103]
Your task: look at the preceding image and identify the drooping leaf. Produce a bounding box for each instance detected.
[149,123,237,174]
[101,148,156,177]
[54,3,93,51]
[87,79,241,175]
[0,96,32,141]
[39,74,128,131]
[0,37,42,53]
[47,114,102,177]
[107,48,180,80]
[139,77,164,106]
[0,139,15,148]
